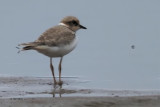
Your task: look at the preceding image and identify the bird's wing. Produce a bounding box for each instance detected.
[35,25,75,46]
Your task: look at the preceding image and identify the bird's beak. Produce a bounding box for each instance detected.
[79,24,87,29]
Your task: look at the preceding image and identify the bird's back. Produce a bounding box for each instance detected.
[35,25,75,46]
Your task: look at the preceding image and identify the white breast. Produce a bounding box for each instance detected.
[35,37,78,57]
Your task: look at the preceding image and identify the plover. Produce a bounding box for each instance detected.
[18,16,87,85]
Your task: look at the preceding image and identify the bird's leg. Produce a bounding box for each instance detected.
[50,58,57,85]
[58,57,63,85]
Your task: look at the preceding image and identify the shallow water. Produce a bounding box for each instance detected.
[0,76,160,98]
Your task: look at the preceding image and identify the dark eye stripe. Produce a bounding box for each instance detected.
[72,21,78,26]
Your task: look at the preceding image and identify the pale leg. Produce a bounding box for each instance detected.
[50,58,57,84]
[58,57,63,85]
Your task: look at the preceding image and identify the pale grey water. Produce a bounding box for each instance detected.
[0,0,160,90]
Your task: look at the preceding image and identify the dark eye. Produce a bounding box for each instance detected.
[72,21,78,26]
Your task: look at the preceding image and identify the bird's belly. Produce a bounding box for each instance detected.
[35,38,78,57]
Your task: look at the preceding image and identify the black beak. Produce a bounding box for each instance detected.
[79,24,87,29]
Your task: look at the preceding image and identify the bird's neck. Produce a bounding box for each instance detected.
[58,23,76,35]
[58,23,68,27]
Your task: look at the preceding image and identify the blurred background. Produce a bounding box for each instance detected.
[0,0,160,90]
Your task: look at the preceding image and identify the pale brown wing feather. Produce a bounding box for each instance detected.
[35,25,75,46]
[19,25,75,51]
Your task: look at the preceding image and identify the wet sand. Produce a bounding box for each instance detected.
[0,76,160,107]
[1,96,160,107]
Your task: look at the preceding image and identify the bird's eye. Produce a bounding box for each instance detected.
[72,21,78,26]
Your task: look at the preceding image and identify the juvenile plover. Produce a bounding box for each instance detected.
[18,16,87,85]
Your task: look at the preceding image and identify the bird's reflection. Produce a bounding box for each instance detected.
[52,83,63,98]
[50,76,78,98]
[59,85,62,97]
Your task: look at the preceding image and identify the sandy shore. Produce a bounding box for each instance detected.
[0,96,160,107]
[0,76,160,107]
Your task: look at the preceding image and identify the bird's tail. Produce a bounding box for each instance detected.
[16,42,38,53]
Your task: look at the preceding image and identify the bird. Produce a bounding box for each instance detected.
[18,16,87,85]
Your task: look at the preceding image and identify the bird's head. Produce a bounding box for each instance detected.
[60,16,87,32]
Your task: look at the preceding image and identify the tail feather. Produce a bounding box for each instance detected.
[22,46,34,50]
[17,42,39,53]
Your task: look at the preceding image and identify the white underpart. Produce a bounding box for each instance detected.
[35,37,78,57]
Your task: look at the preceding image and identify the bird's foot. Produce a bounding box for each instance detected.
[58,81,63,86]
[53,81,58,86]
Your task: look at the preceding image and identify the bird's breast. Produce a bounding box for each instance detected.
[35,37,78,57]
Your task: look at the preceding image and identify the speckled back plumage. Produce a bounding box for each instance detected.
[35,25,75,46]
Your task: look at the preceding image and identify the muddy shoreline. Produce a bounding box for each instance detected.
[0,96,160,107]
[0,76,160,107]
